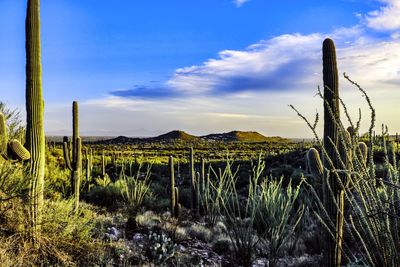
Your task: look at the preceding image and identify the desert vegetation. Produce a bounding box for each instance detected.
[1,1,399,267]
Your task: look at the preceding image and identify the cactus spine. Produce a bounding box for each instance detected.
[25,0,45,237]
[63,101,82,211]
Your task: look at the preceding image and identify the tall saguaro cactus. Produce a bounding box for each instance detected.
[25,0,45,236]
[322,38,343,267]
[63,101,82,211]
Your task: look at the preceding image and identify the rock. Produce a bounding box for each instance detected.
[105,226,121,241]
[132,233,145,242]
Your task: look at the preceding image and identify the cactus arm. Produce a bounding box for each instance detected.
[8,139,31,161]
[62,136,73,171]
[0,113,8,155]
[174,187,180,218]
[307,148,323,180]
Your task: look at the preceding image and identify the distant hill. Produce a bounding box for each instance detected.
[47,130,289,144]
[104,136,137,144]
[153,130,199,141]
[202,131,271,142]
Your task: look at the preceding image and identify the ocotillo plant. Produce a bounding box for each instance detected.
[189,147,199,216]
[25,0,45,237]
[62,101,82,211]
[102,150,106,178]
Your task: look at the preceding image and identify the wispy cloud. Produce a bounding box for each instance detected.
[365,0,400,31]
[234,0,250,8]
[109,85,177,99]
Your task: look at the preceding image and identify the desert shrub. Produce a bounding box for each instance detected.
[211,235,233,255]
[186,223,212,243]
[135,211,162,229]
[85,182,124,208]
[0,199,105,267]
[0,161,29,206]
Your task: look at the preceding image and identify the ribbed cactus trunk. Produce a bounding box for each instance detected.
[62,101,82,212]
[72,101,81,211]
[169,156,176,217]
[25,0,45,238]
[322,38,343,267]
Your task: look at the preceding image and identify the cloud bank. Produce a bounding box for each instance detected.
[365,0,400,31]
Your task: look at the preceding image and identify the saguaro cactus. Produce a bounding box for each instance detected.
[25,0,45,237]
[321,38,344,267]
[189,147,199,216]
[169,156,176,216]
[63,101,82,211]
[85,148,93,184]
[169,156,180,218]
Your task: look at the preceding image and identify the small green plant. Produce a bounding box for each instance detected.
[255,171,304,266]
[119,163,152,214]
[146,231,176,265]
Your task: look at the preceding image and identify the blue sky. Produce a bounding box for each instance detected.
[0,0,399,137]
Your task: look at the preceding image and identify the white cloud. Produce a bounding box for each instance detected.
[167,33,323,95]
[234,0,250,8]
[365,0,400,31]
